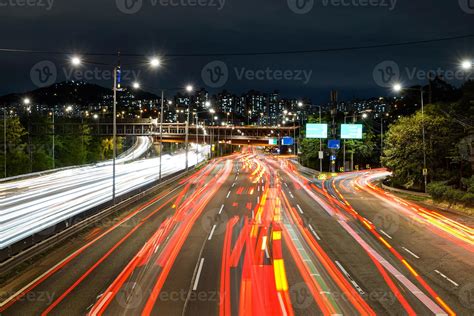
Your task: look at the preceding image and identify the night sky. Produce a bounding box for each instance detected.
[1,0,473,102]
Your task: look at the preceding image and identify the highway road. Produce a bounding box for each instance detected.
[1,152,473,315]
[0,140,210,249]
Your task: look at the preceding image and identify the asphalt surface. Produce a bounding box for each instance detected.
[1,153,473,315]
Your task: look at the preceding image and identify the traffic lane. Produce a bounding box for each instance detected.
[1,164,219,316]
[156,157,258,315]
[55,162,226,316]
[333,176,474,314]
[183,162,258,315]
[276,168,420,314]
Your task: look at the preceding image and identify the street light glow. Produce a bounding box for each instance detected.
[186,85,194,93]
[23,98,30,105]
[298,101,303,107]
[461,60,472,70]
[393,83,403,92]
[71,56,82,66]
[362,113,368,119]
[149,57,161,68]
[132,82,140,89]
[205,101,211,107]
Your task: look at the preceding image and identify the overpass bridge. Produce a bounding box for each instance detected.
[31,119,300,146]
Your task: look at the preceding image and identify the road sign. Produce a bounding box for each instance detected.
[306,124,328,139]
[328,140,341,149]
[330,155,336,161]
[318,151,324,159]
[268,138,278,145]
[281,137,294,146]
[423,168,428,176]
[341,124,363,139]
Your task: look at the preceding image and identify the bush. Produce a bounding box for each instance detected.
[461,192,474,206]
[427,182,448,202]
[444,188,465,206]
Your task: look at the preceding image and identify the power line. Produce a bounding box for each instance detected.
[1,33,473,58]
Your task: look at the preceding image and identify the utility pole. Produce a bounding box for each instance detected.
[159,90,164,181]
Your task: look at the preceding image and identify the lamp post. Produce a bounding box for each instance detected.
[184,85,194,171]
[3,107,6,178]
[393,83,428,192]
[71,55,161,204]
[343,112,367,171]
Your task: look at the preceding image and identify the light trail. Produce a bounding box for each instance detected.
[0,145,210,249]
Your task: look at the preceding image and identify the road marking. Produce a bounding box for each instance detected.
[277,293,288,316]
[226,191,231,198]
[257,196,260,204]
[335,260,365,295]
[289,192,294,199]
[257,186,260,192]
[379,230,393,240]
[401,247,420,259]
[284,182,288,187]
[232,182,236,187]
[434,270,459,287]
[192,258,205,290]
[296,204,304,214]
[218,204,224,214]
[208,225,217,240]
[308,224,321,241]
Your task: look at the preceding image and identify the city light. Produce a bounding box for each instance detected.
[393,83,403,92]
[205,101,211,107]
[298,101,303,107]
[23,98,30,105]
[461,59,472,70]
[186,85,194,93]
[149,57,161,68]
[132,82,141,89]
[71,56,82,66]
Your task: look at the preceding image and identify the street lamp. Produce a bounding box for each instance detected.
[71,56,82,66]
[149,57,161,68]
[23,98,30,105]
[393,83,428,192]
[184,85,194,171]
[132,82,140,89]
[461,59,472,70]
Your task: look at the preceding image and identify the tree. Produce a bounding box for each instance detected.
[382,105,464,190]
[0,117,30,176]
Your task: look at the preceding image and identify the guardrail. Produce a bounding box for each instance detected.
[0,163,206,275]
